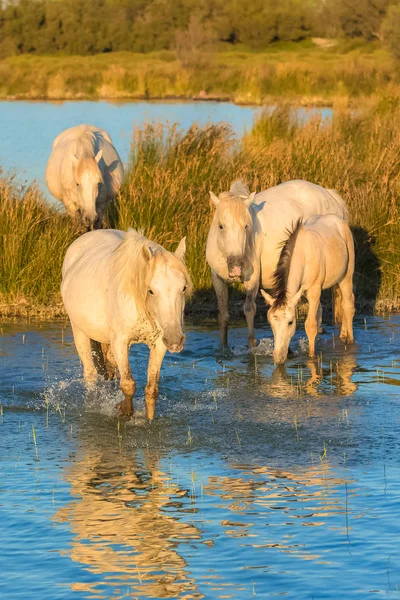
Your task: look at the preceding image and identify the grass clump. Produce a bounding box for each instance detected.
[0,174,79,315]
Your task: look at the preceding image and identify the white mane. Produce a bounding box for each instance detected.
[229,180,251,199]
[110,229,192,319]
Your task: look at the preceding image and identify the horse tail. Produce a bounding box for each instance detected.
[332,284,343,325]
[327,188,349,223]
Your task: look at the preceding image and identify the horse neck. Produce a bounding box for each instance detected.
[285,242,304,301]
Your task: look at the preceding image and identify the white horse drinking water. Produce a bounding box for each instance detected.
[46,124,124,230]
[261,214,355,364]
[206,179,349,348]
[61,229,192,419]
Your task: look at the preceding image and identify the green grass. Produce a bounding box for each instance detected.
[0,42,399,104]
[1,99,400,317]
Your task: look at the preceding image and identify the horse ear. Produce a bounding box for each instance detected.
[175,237,186,261]
[243,191,256,208]
[260,289,275,306]
[143,245,155,262]
[291,289,303,306]
[209,191,220,207]
[95,149,103,163]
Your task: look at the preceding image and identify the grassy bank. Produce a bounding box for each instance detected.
[0,42,399,104]
[1,99,400,318]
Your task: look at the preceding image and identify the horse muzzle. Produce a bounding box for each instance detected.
[273,352,288,365]
[227,256,244,280]
[163,334,186,353]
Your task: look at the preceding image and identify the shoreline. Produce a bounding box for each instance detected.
[0,93,336,108]
[1,297,399,322]
[1,46,393,108]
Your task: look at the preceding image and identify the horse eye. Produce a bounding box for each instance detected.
[148,289,154,295]
[288,321,293,326]
[183,285,187,293]
[76,183,80,187]
[245,224,249,230]
[218,224,223,230]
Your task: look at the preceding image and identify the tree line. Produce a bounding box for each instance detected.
[0,0,399,57]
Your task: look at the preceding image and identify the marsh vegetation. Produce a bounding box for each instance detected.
[0,99,399,316]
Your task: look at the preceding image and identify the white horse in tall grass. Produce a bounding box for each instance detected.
[61,229,192,419]
[206,179,349,348]
[261,214,355,364]
[46,124,124,230]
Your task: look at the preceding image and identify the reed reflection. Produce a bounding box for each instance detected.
[54,442,203,599]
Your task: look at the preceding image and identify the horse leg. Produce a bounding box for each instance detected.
[339,226,355,344]
[305,288,321,358]
[339,279,355,344]
[111,336,135,417]
[317,303,323,334]
[71,323,98,383]
[212,271,229,348]
[145,339,167,421]
[101,343,118,380]
[243,268,260,348]
[90,340,108,379]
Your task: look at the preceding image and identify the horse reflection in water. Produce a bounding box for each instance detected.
[53,446,203,599]
[215,347,358,404]
[268,351,358,399]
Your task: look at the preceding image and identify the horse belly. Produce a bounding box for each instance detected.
[63,278,110,344]
[323,242,348,289]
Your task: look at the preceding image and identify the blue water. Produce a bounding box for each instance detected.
[0,100,332,197]
[1,315,400,598]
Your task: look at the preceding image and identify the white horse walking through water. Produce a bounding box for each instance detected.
[261,214,355,364]
[206,179,349,348]
[61,229,192,419]
[46,124,124,230]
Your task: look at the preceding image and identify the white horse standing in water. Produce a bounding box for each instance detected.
[261,214,355,364]
[46,124,124,230]
[61,229,192,419]
[206,180,349,348]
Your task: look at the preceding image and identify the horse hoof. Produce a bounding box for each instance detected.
[248,337,258,349]
[116,401,133,419]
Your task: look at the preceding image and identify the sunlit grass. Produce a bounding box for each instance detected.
[0,43,399,104]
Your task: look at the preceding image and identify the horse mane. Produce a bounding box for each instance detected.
[272,219,303,308]
[229,179,250,198]
[110,229,192,320]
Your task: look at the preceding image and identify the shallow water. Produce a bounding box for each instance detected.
[0,100,332,196]
[1,315,400,599]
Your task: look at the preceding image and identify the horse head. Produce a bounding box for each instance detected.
[261,289,302,364]
[144,238,192,352]
[209,180,256,281]
[73,150,106,230]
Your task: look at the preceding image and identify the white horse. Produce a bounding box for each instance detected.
[206,179,349,348]
[61,229,192,419]
[46,124,124,230]
[261,214,355,364]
